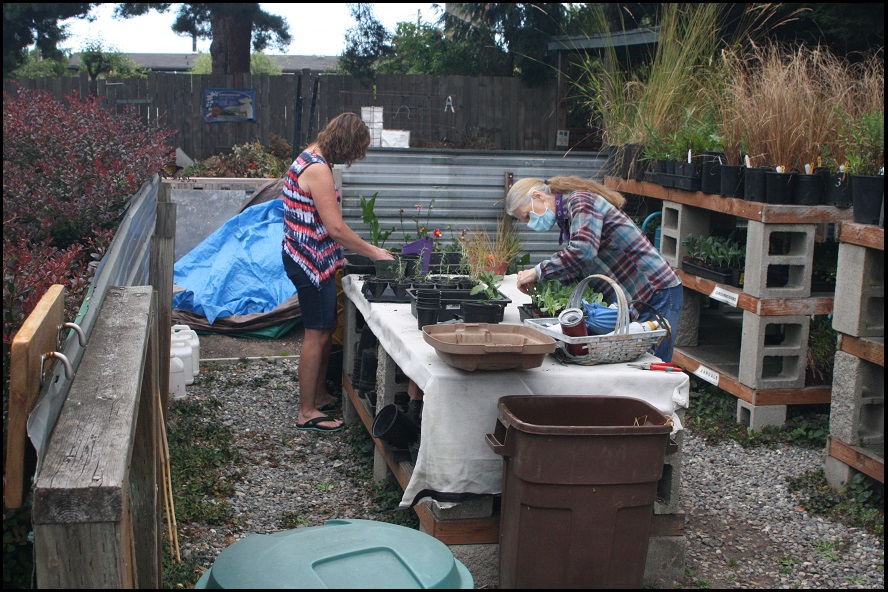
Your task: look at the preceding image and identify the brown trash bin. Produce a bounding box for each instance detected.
[486,395,672,589]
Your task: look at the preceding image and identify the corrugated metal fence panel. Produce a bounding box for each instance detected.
[340,148,609,266]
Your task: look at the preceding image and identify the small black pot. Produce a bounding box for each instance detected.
[765,172,795,204]
[461,301,505,323]
[416,305,440,329]
[719,165,745,198]
[792,174,823,205]
[820,171,853,208]
[850,175,884,225]
[701,153,723,195]
[371,404,419,449]
[744,167,769,202]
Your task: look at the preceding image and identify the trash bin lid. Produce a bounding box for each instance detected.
[195,518,474,589]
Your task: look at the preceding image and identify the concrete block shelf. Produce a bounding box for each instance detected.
[603,176,846,429]
[826,222,883,488]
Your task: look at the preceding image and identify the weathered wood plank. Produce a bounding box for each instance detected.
[839,222,884,251]
[828,436,885,483]
[5,285,66,509]
[33,286,153,523]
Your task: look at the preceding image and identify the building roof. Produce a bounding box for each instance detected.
[68,53,340,73]
[548,27,660,52]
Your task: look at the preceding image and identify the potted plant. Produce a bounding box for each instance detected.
[461,217,523,277]
[841,110,884,225]
[462,269,506,323]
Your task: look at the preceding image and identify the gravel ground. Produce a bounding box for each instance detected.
[174,355,884,589]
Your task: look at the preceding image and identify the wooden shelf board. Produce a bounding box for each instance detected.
[673,348,832,406]
[838,334,885,367]
[605,177,855,224]
[839,222,885,251]
[676,270,834,316]
[828,436,884,484]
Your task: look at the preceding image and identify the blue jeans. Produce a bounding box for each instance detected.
[637,284,683,362]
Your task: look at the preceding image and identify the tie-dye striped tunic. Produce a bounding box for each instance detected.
[281,151,344,288]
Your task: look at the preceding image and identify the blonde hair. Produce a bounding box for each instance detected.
[316,112,371,166]
[505,175,626,216]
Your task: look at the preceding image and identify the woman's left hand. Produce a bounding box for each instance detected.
[517,268,538,293]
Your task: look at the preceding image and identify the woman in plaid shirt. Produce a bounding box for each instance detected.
[506,175,682,361]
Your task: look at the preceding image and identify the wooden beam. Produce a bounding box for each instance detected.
[838,334,884,367]
[839,222,884,251]
[604,177,854,224]
[828,437,884,483]
[676,270,834,316]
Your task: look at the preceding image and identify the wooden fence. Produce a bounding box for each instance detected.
[5,72,562,161]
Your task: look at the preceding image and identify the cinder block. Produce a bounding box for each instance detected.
[675,289,700,347]
[744,221,816,299]
[823,454,857,490]
[643,534,687,586]
[736,399,787,430]
[738,312,809,389]
[829,351,885,445]
[659,202,710,268]
[425,496,495,520]
[832,244,884,337]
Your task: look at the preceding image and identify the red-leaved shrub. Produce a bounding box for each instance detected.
[3,85,175,359]
[3,85,176,248]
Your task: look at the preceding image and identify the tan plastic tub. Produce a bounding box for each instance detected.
[422,323,557,371]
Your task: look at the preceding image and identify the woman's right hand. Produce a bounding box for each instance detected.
[372,246,395,261]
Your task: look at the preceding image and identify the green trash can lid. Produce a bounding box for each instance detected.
[195,518,474,589]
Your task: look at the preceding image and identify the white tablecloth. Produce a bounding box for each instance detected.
[341,274,690,508]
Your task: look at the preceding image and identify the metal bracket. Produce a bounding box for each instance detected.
[40,352,74,389]
[57,321,87,351]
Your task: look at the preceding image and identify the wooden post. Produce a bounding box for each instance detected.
[33,286,159,588]
[151,182,176,418]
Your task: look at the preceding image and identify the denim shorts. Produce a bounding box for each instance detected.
[283,252,337,330]
[637,283,683,362]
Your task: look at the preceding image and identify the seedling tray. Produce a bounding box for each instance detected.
[408,288,512,320]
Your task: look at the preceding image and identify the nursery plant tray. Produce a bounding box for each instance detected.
[408,288,511,321]
[422,323,556,371]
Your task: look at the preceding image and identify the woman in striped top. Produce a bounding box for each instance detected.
[506,175,682,362]
[282,112,394,432]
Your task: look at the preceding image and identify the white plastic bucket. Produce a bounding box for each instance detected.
[169,355,187,400]
[171,335,194,386]
[172,324,200,377]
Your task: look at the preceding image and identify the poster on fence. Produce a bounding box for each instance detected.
[203,88,256,123]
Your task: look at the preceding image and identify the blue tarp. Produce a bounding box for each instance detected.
[172,199,297,324]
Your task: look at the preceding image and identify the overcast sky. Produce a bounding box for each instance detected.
[58,3,439,56]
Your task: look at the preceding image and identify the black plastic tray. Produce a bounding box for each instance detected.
[407,287,511,320]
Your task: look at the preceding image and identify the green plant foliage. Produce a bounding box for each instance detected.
[529,279,604,316]
[839,110,885,176]
[182,138,290,178]
[2,505,33,588]
[787,470,883,536]
[359,192,396,248]
[470,269,504,301]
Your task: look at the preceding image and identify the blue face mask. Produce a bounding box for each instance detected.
[528,202,556,232]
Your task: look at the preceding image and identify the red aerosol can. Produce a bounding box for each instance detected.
[558,307,588,356]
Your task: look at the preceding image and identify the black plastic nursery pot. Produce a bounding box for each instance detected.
[371,403,419,449]
[719,165,745,198]
[850,175,884,225]
[765,172,795,204]
[460,301,505,323]
[700,153,723,195]
[793,173,823,205]
[743,167,768,202]
[820,171,852,208]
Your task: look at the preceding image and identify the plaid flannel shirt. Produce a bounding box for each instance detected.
[536,190,680,305]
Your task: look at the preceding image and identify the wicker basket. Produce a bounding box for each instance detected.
[523,274,667,365]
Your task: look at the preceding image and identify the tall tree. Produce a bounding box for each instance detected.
[339,3,391,81]
[441,3,566,85]
[3,3,95,78]
[114,3,291,77]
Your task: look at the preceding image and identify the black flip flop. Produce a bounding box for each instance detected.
[296,415,344,433]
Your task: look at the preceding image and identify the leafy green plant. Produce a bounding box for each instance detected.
[529,279,605,316]
[470,269,504,302]
[360,192,397,248]
[840,110,885,176]
[787,469,883,536]
[806,316,837,384]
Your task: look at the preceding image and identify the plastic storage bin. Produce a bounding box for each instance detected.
[194,518,474,589]
[486,395,672,589]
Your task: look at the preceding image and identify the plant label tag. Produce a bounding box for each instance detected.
[693,364,720,386]
[709,286,739,308]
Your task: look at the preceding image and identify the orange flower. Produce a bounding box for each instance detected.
[433,228,442,238]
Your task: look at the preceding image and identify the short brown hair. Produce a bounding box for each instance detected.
[316,112,371,166]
